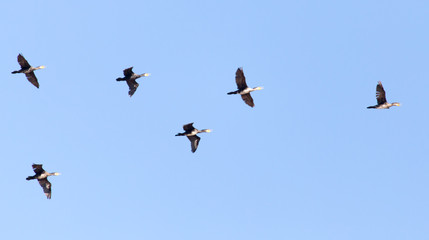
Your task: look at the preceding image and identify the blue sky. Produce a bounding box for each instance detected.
[2,0,429,239]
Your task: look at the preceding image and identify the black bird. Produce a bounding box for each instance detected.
[227,68,263,107]
[367,81,400,109]
[116,67,150,97]
[26,164,60,199]
[11,54,45,88]
[175,123,211,153]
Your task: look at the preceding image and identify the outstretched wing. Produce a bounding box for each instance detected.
[32,164,44,175]
[376,81,387,105]
[123,67,134,77]
[235,68,248,90]
[127,79,139,97]
[241,93,255,107]
[25,72,40,88]
[187,135,201,153]
[38,178,52,199]
[17,54,31,69]
[183,123,195,132]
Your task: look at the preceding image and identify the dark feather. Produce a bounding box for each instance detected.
[123,67,134,77]
[32,164,44,175]
[187,135,200,153]
[183,123,195,132]
[241,93,255,107]
[235,68,248,90]
[376,81,387,105]
[25,72,40,88]
[38,179,52,199]
[126,79,139,97]
[17,54,31,69]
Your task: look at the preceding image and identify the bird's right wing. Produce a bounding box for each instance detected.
[235,68,248,89]
[187,135,200,153]
[17,54,31,69]
[241,93,255,107]
[25,72,40,88]
[123,67,134,77]
[38,179,52,199]
[376,81,387,105]
[32,164,44,175]
[183,123,195,131]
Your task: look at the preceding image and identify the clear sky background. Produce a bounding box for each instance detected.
[1,0,429,239]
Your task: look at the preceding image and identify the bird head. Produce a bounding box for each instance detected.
[392,102,400,107]
[203,129,212,133]
[143,73,151,77]
[38,66,46,69]
[54,172,61,176]
[254,87,263,91]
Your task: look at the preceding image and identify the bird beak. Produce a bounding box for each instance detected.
[55,173,61,176]
[40,66,46,69]
[144,73,151,77]
[257,87,263,90]
[206,129,212,133]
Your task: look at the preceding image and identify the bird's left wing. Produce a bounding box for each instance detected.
[241,93,255,107]
[127,79,139,97]
[38,179,52,199]
[187,135,200,153]
[25,72,40,88]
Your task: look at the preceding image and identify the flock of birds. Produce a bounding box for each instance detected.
[12,53,400,199]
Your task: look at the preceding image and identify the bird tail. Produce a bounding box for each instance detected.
[175,133,184,136]
[11,71,19,74]
[116,78,125,81]
[227,91,239,95]
[367,106,376,109]
[26,176,35,180]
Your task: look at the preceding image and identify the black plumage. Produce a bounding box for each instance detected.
[116,67,150,97]
[367,81,400,109]
[11,54,45,88]
[26,164,60,199]
[175,123,211,153]
[227,68,262,107]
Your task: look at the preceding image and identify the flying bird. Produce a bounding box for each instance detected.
[116,67,150,97]
[26,164,60,199]
[227,68,263,107]
[367,81,400,109]
[11,54,45,88]
[175,123,211,153]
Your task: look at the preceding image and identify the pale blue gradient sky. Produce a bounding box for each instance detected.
[1,0,429,239]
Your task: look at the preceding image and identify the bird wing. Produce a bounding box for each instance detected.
[235,68,248,90]
[187,135,200,153]
[38,178,52,199]
[32,164,44,175]
[241,93,255,107]
[123,67,134,77]
[17,54,31,69]
[183,123,195,131]
[127,79,139,97]
[25,72,40,88]
[376,81,387,105]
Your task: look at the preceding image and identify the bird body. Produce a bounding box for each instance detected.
[11,54,45,88]
[367,81,400,109]
[116,67,150,97]
[26,164,60,199]
[227,68,262,107]
[176,123,211,153]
